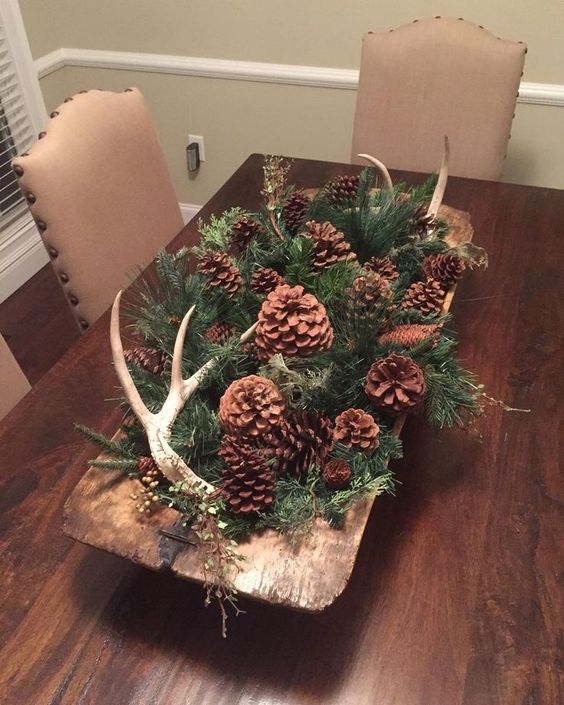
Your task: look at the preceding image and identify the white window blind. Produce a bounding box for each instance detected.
[0,0,48,302]
[0,21,36,229]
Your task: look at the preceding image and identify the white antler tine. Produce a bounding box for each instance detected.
[357,154,394,192]
[428,135,449,218]
[170,304,196,391]
[110,290,152,425]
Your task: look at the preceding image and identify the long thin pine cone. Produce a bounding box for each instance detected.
[303,220,357,271]
[377,323,441,349]
[401,279,445,315]
[219,436,275,514]
[282,190,310,234]
[197,252,243,298]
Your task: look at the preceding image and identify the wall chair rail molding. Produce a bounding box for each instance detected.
[36,47,564,108]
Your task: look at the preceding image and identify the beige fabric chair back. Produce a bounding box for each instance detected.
[0,335,30,420]
[351,18,526,180]
[12,88,183,331]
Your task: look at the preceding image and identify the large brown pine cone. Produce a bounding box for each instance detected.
[219,436,275,514]
[230,215,264,253]
[401,279,446,315]
[303,220,357,271]
[322,459,352,489]
[377,323,441,349]
[203,321,234,344]
[267,411,334,477]
[219,375,286,439]
[363,256,399,282]
[422,254,466,288]
[282,190,310,234]
[124,347,166,375]
[327,175,360,206]
[346,272,393,320]
[250,267,284,295]
[411,203,436,236]
[197,252,243,298]
[255,284,334,361]
[334,408,380,450]
[365,353,425,414]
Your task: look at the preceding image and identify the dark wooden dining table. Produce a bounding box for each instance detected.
[0,154,562,705]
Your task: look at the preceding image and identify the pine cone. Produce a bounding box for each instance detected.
[422,254,466,288]
[203,321,234,344]
[322,459,352,489]
[365,353,425,414]
[255,284,334,361]
[334,408,380,450]
[219,436,275,514]
[401,279,446,315]
[250,267,284,295]
[197,252,243,298]
[377,323,441,349]
[230,215,264,253]
[346,272,393,320]
[282,190,310,234]
[327,174,360,206]
[219,375,286,439]
[411,203,436,236]
[303,221,357,271]
[267,411,334,477]
[124,347,166,375]
[364,256,399,282]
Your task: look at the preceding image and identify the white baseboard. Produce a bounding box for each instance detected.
[36,47,564,108]
[0,218,48,303]
[179,202,201,225]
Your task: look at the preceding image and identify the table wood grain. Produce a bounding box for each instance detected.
[0,154,562,705]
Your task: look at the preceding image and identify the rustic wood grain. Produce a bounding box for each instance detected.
[63,192,474,611]
[0,155,562,705]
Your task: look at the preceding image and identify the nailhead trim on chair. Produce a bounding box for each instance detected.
[79,319,89,330]
[12,164,23,177]
[38,131,47,139]
[60,272,69,283]
[69,294,79,306]
[50,111,59,118]
[48,246,58,258]
[25,192,36,204]
[35,219,47,231]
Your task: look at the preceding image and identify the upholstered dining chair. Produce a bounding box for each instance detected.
[12,88,184,332]
[0,335,30,420]
[351,17,527,180]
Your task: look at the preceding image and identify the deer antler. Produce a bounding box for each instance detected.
[357,153,394,192]
[110,290,257,494]
[427,135,449,218]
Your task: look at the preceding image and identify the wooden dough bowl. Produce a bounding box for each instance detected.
[64,203,473,612]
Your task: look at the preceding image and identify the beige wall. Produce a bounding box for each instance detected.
[19,0,564,202]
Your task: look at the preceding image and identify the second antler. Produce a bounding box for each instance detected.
[111,290,257,495]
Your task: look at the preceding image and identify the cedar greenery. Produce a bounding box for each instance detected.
[77,156,485,633]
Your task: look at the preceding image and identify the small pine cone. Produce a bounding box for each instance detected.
[346,272,393,320]
[364,256,399,282]
[411,203,436,236]
[327,174,360,206]
[303,220,357,271]
[124,346,166,375]
[365,353,425,414]
[267,411,334,477]
[334,408,380,451]
[401,279,446,315]
[422,254,466,288]
[219,436,275,514]
[203,321,234,344]
[322,459,352,489]
[378,323,441,349]
[250,267,284,295]
[219,375,286,439]
[230,215,264,253]
[282,190,310,234]
[255,284,334,361]
[197,252,243,298]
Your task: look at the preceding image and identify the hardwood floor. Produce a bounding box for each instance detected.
[0,264,79,384]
